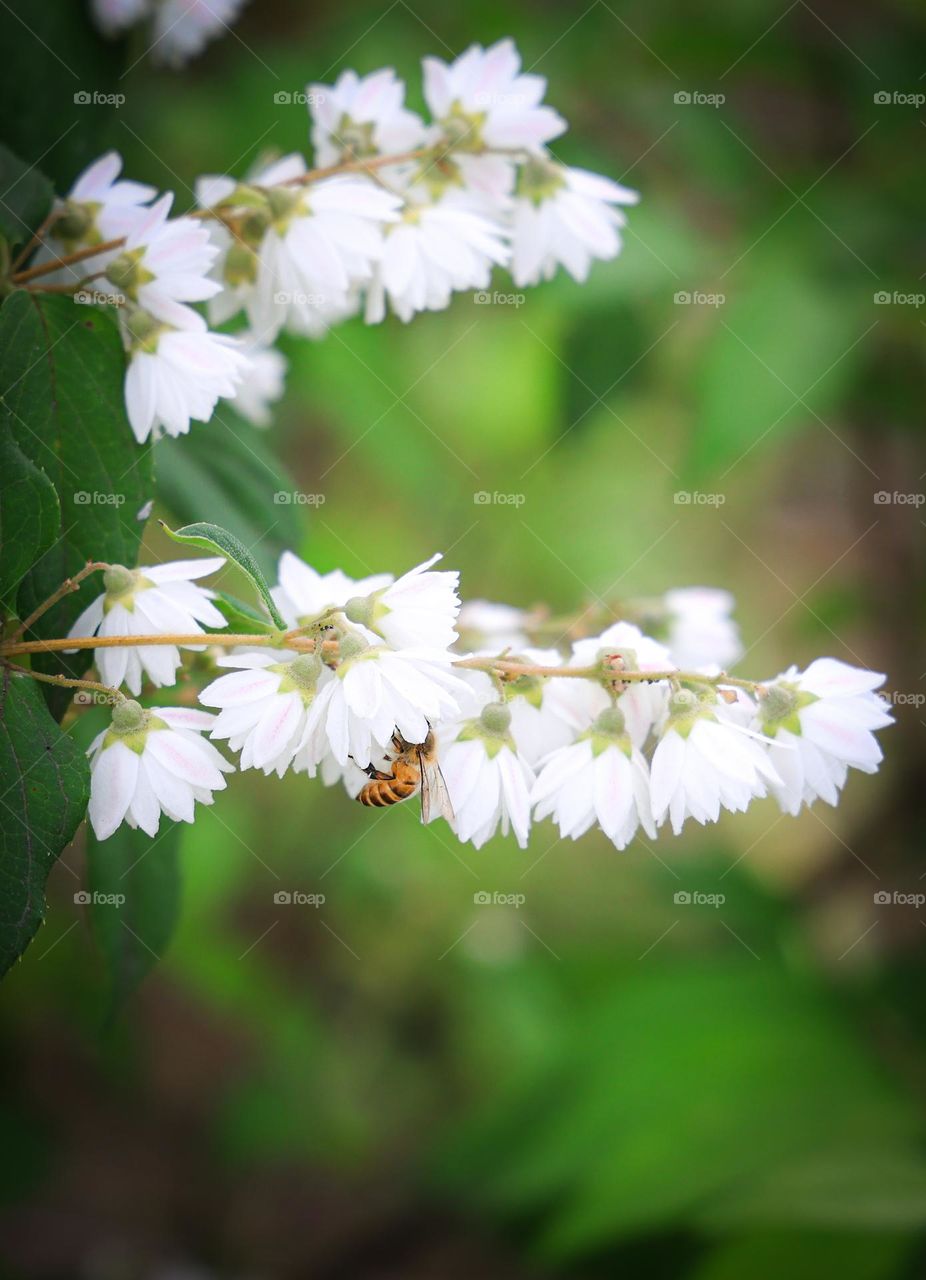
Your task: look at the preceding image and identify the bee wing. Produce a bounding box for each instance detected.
[418,751,455,826]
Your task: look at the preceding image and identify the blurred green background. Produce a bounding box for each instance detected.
[2,0,925,1275]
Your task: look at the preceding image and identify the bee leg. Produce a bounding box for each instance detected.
[349,755,386,780]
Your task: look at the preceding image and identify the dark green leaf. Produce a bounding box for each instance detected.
[0,424,59,612]
[86,818,182,1011]
[156,406,303,578]
[0,673,90,974]
[0,144,53,253]
[0,292,153,714]
[161,520,286,629]
[0,1,126,192]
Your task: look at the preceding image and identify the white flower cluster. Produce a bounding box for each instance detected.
[90,0,249,67]
[38,38,637,443]
[81,552,893,850]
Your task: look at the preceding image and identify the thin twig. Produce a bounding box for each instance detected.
[9,561,109,644]
[3,660,125,703]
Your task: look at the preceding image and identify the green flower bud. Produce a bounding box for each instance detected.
[480,701,512,734]
[103,564,136,596]
[344,595,374,627]
[111,699,146,734]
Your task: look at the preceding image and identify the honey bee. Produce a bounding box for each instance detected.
[356,729,455,824]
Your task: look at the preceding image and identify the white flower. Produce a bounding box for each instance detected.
[532,706,655,850]
[151,0,249,67]
[440,702,534,848]
[241,156,401,339]
[67,558,226,695]
[300,633,470,770]
[122,303,250,442]
[91,0,151,36]
[650,688,780,834]
[664,587,742,670]
[456,647,574,767]
[511,157,639,287]
[38,152,155,282]
[88,702,233,840]
[755,658,893,815]
[271,550,392,628]
[200,652,330,777]
[224,333,287,427]
[308,68,428,167]
[103,192,221,321]
[546,622,675,749]
[456,599,529,651]
[422,38,565,197]
[345,553,460,651]
[365,196,509,323]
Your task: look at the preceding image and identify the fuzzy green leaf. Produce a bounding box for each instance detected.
[160,520,286,629]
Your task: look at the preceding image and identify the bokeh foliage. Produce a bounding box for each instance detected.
[1,0,924,1275]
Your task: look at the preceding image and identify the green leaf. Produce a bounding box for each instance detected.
[210,590,276,634]
[0,674,90,974]
[0,1,126,192]
[161,520,286,629]
[0,144,53,253]
[0,424,59,612]
[0,292,153,713]
[86,819,182,1011]
[156,407,303,578]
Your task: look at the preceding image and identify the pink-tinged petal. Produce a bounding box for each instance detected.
[144,556,225,583]
[799,657,885,697]
[594,748,633,839]
[250,692,303,769]
[199,667,280,709]
[145,728,226,790]
[89,742,139,840]
[141,752,194,823]
[800,704,883,769]
[157,706,216,731]
[127,762,161,836]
